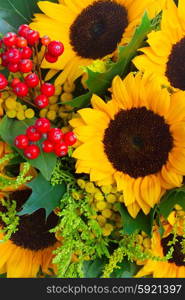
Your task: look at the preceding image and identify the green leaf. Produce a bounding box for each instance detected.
[69,91,92,109]
[159,186,185,219]
[83,258,106,278]
[0,116,57,181]
[111,259,140,278]
[8,154,25,166]
[18,173,66,218]
[69,12,152,108]
[117,203,152,236]
[0,0,58,33]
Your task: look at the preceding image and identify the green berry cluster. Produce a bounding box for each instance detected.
[77,179,124,237]
[39,80,75,121]
[0,90,34,120]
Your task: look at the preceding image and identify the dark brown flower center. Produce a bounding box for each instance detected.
[103,107,173,178]
[70,0,128,59]
[161,234,185,266]
[166,37,185,90]
[0,190,58,251]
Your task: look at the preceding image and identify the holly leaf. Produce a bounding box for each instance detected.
[0,116,57,181]
[68,91,92,109]
[18,173,66,218]
[83,258,106,278]
[111,259,140,278]
[159,186,185,219]
[0,0,58,33]
[117,203,152,236]
[69,12,152,108]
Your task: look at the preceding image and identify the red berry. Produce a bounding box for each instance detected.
[24,145,40,160]
[34,94,49,109]
[42,139,54,153]
[54,142,68,157]
[64,131,77,146]
[16,36,27,48]
[41,83,55,97]
[3,32,17,47]
[41,35,51,46]
[18,24,30,38]
[48,41,64,57]
[26,125,41,142]
[13,82,28,97]
[14,134,29,149]
[0,73,8,90]
[25,72,39,88]
[11,78,21,88]
[35,118,51,133]
[19,59,33,73]
[6,48,21,64]
[1,52,9,67]
[26,30,40,45]
[8,62,19,73]
[48,128,64,144]
[45,52,58,63]
[20,46,32,59]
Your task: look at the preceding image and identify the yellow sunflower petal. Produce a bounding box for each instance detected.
[78,108,109,127]
[153,262,173,278]
[90,169,111,181]
[138,48,167,69]
[91,94,115,119]
[38,1,76,22]
[134,177,151,215]
[72,140,106,161]
[127,202,140,219]
[75,160,91,174]
[161,164,182,187]
[133,54,165,79]
[74,125,104,142]
[45,69,59,81]
[169,148,185,174]
[70,117,86,128]
[96,175,114,186]
[178,0,185,31]
[135,261,155,278]
[112,75,133,109]
[116,174,135,206]
[177,266,185,277]
[167,91,185,124]
[140,175,161,208]
[147,31,172,57]
[150,87,171,117]
[170,122,185,147]
[0,241,14,270]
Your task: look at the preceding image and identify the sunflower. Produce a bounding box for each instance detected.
[136,225,185,278]
[0,190,60,278]
[133,0,185,91]
[70,72,185,218]
[30,0,166,85]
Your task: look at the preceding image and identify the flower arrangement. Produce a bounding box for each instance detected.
[0,0,185,279]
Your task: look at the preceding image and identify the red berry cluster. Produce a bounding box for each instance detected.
[1,25,36,74]
[0,24,64,109]
[34,82,56,109]
[14,118,77,159]
[44,40,64,63]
